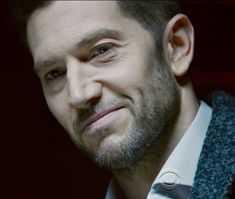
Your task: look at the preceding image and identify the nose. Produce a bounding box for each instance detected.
[66,56,102,108]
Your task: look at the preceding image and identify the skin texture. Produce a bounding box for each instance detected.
[27,1,198,198]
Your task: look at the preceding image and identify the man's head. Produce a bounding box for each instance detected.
[17,1,195,170]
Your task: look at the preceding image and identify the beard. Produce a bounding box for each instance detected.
[70,64,180,171]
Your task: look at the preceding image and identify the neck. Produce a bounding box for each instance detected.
[111,82,199,199]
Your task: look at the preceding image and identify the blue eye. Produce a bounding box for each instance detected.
[43,68,66,83]
[90,44,114,60]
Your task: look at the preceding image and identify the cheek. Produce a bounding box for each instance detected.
[102,54,155,91]
[44,92,73,132]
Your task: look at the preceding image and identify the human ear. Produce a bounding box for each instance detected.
[163,14,194,77]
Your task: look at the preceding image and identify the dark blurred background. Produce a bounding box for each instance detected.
[0,1,235,199]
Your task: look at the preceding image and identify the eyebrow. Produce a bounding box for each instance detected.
[34,28,124,73]
[34,57,62,75]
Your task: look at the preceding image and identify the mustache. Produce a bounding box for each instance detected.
[73,98,131,132]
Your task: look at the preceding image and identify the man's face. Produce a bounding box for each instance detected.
[27,1,180,170]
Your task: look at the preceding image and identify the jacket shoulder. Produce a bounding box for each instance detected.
[191,92,235,199]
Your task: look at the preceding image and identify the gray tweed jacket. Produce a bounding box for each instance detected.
[190,92,235,199]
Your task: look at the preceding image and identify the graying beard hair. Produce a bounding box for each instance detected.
[70,59,180,171]
[85,82,179,171]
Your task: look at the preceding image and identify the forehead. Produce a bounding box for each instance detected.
[27,1,124,57]
[28,1,121,33]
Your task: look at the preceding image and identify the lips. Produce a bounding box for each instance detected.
[81,106,124,131]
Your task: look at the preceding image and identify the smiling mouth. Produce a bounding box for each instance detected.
[81,106,124,132]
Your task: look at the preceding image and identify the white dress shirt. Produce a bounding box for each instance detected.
[105,101,212,199]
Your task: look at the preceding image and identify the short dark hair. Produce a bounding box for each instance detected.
[117,1,181,64]
[10,0,181,62]
[9,0,52,44]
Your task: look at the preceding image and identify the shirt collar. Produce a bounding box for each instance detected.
[147,101,212,198]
